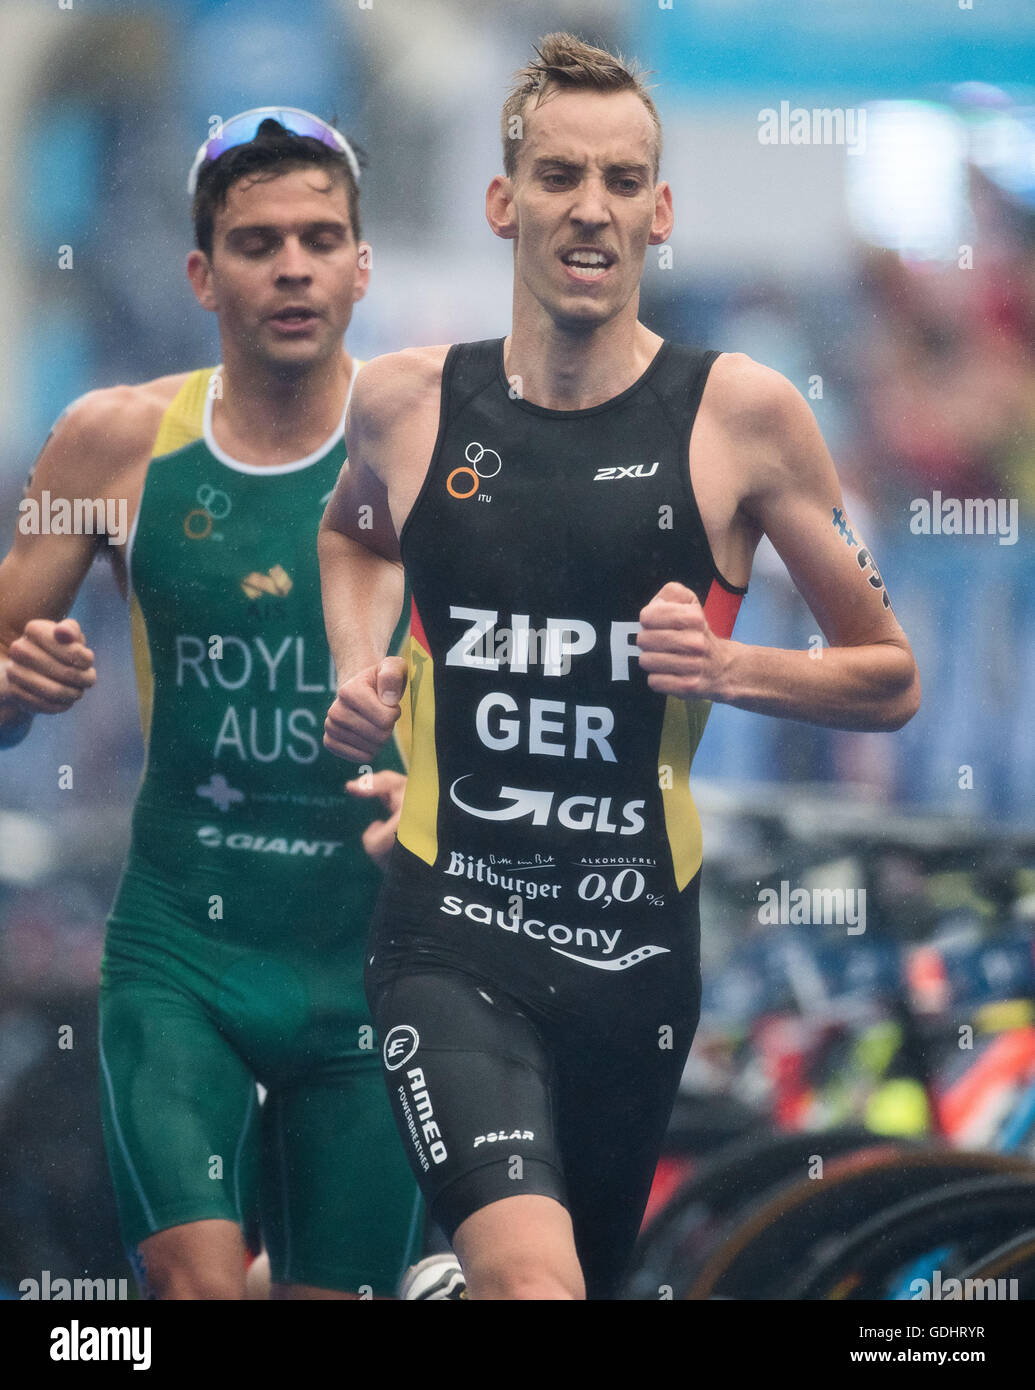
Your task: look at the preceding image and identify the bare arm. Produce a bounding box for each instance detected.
[637,357,920,732]
[318,464,407,760]
[319,350,445,761]
[0,384,168,743]
[318,392,404,682]
[0,402,107,739]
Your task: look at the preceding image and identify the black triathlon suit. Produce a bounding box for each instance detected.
[366,337,747,1298]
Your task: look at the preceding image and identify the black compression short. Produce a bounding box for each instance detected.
[365,918,701,1300]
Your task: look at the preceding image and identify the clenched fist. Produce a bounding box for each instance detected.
[3,618,97,715]
[635,581,731,701]
[324,655,408,761]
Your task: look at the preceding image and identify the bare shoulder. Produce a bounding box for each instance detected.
[61,372,189,443]
[39,373,192,493]
[350,346,452,430]
[702,353,838,517]
[704,351,811,438]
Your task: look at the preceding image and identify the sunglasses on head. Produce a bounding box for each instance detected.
[187,107,360,196]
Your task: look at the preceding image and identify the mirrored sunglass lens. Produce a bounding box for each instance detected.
[204,109,331,163]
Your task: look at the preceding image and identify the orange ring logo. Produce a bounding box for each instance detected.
[446,467,479,499]
[184,508,213,539]
[446,442,503,500]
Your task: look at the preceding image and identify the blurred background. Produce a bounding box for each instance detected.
[1,0,1034,1298]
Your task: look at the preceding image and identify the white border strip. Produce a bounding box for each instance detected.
[202,359,358,475]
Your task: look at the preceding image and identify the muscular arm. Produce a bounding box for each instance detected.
[638,357,920,732]
[319,348,446,760]
[318,372,405,682]
[0,385,166,739]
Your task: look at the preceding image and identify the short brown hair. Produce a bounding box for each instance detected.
[192,119,363,258]
[501,32,662,180]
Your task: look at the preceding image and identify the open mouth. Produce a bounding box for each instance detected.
[560,248,616,281]
[269,307,320,329]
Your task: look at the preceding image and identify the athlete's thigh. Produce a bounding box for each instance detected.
[259,1054,423,1297]
[366,968,569,1243]
[550,994,699,1300]
[98,967,260,1255]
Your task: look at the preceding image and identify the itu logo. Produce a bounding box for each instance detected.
[184,482,232,541]
[447,442,502,500]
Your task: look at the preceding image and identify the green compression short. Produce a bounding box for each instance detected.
[98,920,422,1295]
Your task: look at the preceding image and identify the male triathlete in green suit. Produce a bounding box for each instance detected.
[0,111,420,1299]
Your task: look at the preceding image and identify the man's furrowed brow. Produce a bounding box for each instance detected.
[530,156,651,178]
[531,156,584,174]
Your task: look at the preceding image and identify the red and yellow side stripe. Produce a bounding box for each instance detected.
[658,578,744,890]
[396,598,439,865]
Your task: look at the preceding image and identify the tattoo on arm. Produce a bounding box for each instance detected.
[832,506,891,609]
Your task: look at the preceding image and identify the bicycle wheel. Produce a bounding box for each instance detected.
[786,1174,1035,1300]
[623,1125,903,1299]
[682,1148,1035,1300]
[956,1228,1035,1300]
[664,1089,767,1158]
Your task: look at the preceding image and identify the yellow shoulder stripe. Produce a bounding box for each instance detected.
[151,367,217,458]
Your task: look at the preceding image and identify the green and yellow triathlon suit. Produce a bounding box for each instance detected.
[99,366,421,1293]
